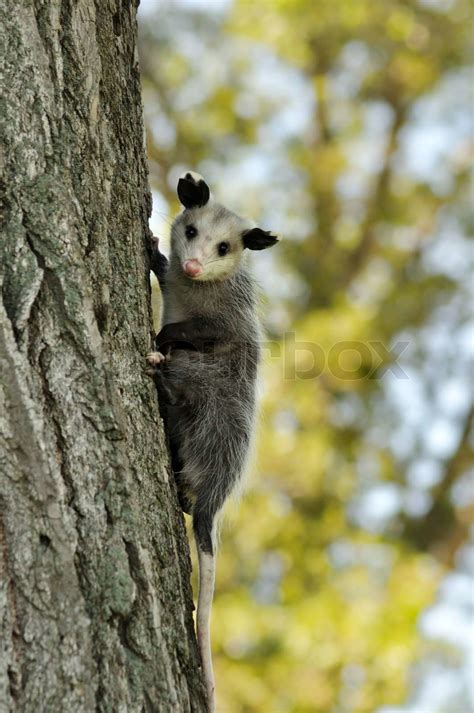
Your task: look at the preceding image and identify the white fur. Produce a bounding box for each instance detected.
[169,202,252,284]
[179,170,209,189]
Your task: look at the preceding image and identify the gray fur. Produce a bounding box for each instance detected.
[161,272,260,546]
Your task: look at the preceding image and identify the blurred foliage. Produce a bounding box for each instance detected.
[138,1,473,711]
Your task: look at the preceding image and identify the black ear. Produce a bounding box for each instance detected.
[242,227,279,250]
[177,173,210,209]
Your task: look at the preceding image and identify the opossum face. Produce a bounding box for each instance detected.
[172,203,247,281]
[171,172,279,282]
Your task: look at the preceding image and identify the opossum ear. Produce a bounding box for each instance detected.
[177,172,211,209]
[242,227,279,250]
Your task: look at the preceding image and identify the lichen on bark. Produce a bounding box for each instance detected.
[0,2,206,711]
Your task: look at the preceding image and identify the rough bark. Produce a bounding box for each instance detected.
[0,1,206,711]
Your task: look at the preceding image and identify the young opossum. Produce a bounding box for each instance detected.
[147,172,279,711]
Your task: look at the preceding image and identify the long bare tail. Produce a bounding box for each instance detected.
[197,544,216,712]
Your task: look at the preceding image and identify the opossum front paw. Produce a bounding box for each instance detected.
[147,351,166,366]
[146,351,167,375]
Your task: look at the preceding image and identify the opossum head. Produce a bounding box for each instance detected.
[170,171,279,282]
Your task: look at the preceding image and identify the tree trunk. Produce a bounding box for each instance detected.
[0,2,206,711]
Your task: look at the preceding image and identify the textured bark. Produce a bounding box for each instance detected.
[0,2,206,711]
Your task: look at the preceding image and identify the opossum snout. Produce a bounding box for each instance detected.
[183,259,203,277]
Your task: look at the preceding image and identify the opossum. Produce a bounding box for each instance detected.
[147,172,279,711]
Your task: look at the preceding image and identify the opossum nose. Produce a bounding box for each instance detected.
[183,259,203,277]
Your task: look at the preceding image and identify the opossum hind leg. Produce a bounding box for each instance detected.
[194,507,216,712]
[169,440,193,514]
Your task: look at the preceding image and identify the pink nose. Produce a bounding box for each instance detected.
[183,259,203,277]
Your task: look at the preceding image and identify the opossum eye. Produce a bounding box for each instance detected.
[218,242,230,256]
[185,225,198,239]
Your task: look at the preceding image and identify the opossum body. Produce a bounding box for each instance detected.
[148,172,278,710]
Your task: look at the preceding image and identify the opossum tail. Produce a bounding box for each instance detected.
[194,507,217,712]
[193,501,216,713]
[196,544,216,711]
